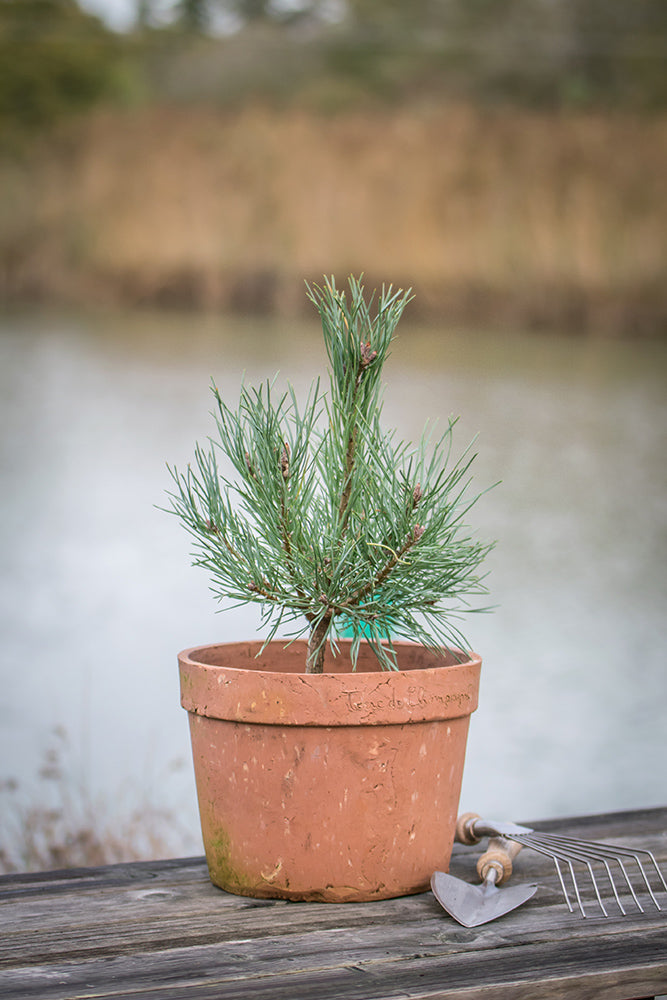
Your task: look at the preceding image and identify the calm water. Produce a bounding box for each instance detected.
[1,307,666,864]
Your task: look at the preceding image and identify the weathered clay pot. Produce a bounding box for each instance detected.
[179,639,481,902]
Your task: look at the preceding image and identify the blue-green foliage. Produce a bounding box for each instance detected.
[166,276,495,670]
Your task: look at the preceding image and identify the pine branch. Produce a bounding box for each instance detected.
[166,274,495,673]
[339,524,424,612]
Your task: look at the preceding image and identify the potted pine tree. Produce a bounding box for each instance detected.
[167,276,493,901]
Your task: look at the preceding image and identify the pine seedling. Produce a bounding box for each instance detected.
[166,275,494,673]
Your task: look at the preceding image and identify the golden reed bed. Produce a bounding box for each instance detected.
[2,103,666,335]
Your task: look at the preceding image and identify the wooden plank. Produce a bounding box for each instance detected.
[2,859,662,969]
[1,808,665,1000]
[3,931,665,1000]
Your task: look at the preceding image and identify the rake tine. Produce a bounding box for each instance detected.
[595,857,627,914]
[552,844,627,913]
[616,858,645,912]
[520,837,598,917]
[552,857,576,914]
[647,849,667,893]
[503,829,667,916]
[508,835,581,914]
[523,834,625,914]
[583,859,609,917]
[527,833,665,912]
[549,846,611,915]
[619,855,661,911]
[568,857,590,917]
[521,834,636,914]
[611,846,667,904]
[468,818,667,919]
[521,843,576,913]
[527,832,666,885]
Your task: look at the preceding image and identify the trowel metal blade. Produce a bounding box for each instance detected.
[431,871,538,927]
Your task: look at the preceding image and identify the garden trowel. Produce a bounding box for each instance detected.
[431,823,538,927]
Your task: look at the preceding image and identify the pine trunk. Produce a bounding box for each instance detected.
[306,617,330,673]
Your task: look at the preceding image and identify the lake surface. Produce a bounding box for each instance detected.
[1,306,666,866]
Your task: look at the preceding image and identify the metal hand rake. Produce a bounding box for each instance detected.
[457,813,667,918]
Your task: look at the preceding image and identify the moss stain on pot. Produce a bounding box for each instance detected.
[206,824,254,894]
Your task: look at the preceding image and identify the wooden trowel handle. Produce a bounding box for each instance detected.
[476,837,523,886]
[455,813,523,886]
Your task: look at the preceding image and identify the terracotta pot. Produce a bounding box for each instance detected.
[179,639,481,902]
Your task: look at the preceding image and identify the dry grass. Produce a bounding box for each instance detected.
[0,728,195,874]
[1,103,666,334]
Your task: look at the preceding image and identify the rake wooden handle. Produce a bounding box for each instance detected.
[476,837,523,886]
[455,812,483,846]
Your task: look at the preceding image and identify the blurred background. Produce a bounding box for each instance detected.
[1,0,666,873]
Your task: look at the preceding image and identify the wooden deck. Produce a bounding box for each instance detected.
[1,807,665,1000]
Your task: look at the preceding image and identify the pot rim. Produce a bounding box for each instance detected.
[179,639,481,727]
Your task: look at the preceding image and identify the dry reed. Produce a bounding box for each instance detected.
[0,728,195,874]
[1,103,665,334]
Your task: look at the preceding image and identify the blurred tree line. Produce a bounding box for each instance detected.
[0,0,126,130]
[2,0,667,134]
